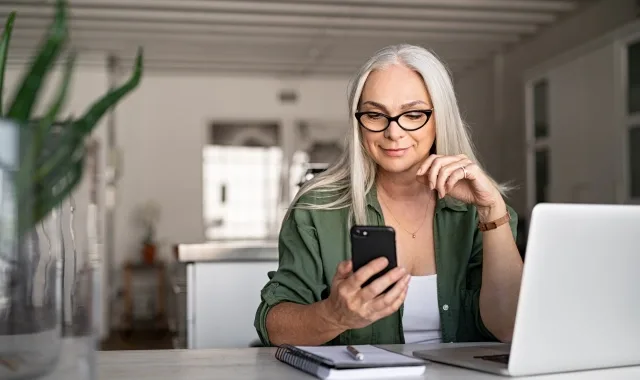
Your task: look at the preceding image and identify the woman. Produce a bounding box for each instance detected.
[254,44,523,347]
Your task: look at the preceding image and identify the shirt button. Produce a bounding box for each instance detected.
[442,304,449,311]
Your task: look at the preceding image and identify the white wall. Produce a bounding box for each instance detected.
[455,0,638,217]
[545,44,618,204]
[456,63,497,173]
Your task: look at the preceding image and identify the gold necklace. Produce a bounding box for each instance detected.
[378,191,429,238]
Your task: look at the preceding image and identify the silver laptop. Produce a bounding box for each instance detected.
[413,203,640,376]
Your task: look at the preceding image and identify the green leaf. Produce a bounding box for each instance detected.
[76,47,143,134]
[35,153,84,225]
[0,11,16,117]
[6,0,68,125]
[14,120,82,235]
[33,51,76,151]
[34,121,83,182]
[20,152,84,234]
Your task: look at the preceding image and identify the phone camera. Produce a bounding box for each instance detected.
[362,231,368,236]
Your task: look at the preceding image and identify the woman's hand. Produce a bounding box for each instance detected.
[416,154,502,210]
[324,258,410,331]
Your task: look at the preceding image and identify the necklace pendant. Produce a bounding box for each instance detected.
[412,233,416,238]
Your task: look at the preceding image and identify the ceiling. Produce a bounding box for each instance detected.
[0,0,595,77]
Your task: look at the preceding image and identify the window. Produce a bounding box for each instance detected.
[203,146,310,240]
[535,148,549,203]
[533,79,549,139]
[628,41,640,114]
[626,40,640,202]
[529,77,550,208]
[202,121,342,240]
[203,146,282,240]
[629,127,640,198]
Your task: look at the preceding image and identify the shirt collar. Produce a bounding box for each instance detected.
[366,184,468,215]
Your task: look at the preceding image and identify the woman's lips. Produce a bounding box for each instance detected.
[381,147,409,157]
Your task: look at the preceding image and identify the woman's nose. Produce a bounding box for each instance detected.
[384,120,405,140]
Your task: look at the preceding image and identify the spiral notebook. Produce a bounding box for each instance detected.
[275,344,426,379]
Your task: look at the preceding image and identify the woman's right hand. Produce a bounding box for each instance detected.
[324,258,411,331]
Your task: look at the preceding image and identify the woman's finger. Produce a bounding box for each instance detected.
[359,266,407,302]
[334,260,353,282]
[349,256,389,289]
[428,156,461,194]
[444,165,466,194]
[368,273,410,313]
[371,276,410,319]
[437,159,472,197]
[416,154,439,176]
[459,162,479,182]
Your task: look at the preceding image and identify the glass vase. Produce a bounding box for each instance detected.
[0,119,100,379]
[0,119,62,379]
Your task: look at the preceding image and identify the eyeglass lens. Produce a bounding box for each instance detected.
[358,111,430,131]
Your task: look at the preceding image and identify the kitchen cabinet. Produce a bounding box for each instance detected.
[169,241,278,349]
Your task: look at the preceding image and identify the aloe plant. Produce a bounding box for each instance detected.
[0,0,144,238]
[0,11,15,117]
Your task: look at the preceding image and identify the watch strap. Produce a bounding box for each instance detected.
[477,212,511,231]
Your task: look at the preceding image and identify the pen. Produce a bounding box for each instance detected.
[346,345,364,361]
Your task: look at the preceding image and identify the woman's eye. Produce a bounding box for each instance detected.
[366,113,383,120]
[405,113,423,120]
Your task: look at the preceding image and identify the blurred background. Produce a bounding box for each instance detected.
[0,0,637,351]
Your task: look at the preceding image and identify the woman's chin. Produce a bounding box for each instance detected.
[376,158,420,174]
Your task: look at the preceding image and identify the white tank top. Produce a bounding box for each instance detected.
[402,274,443,344]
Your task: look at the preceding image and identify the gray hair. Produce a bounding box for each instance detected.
[288,44,506,225]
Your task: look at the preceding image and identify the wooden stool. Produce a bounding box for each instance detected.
[121,261,168,334]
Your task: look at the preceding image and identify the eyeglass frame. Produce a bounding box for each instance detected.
[354,109,434,132]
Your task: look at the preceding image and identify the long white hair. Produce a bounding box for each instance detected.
[288,44,506,225]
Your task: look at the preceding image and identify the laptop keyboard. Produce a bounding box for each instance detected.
[474,354,510,364]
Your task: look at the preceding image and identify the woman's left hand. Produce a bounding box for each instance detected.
[416,154,502,209]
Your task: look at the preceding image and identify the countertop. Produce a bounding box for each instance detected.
[177,240,278,263]
[97,344,640,380]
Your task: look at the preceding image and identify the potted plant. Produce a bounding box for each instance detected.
[0,0,144,378]
[134,200,161,264]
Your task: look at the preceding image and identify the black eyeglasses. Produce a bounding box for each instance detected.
[354,109,433,132]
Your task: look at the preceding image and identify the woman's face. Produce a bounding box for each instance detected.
[358,64,435,175]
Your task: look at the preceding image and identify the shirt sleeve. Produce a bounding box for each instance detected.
[253,207,327,346]
[460,204,519,342]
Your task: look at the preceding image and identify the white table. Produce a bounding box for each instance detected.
[98,343,640,379]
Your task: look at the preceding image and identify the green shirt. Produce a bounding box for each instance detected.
[254,186,518,346]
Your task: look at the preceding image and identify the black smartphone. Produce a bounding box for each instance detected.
[350,225,398,289]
